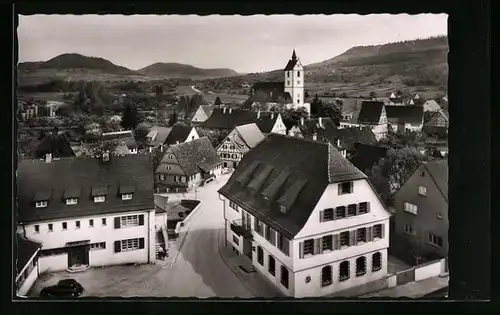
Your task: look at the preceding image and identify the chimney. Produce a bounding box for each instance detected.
[336,138,340,147]
[319,117,323,128]
[300,117,305,126]
[257,110,261,119]
[223,107,226,114]
[229,108,233,114]
[176,141,180,144]
[102,151,110,162]
[45,153,52,163]
[271,112,274,120]
[313,133,317,141]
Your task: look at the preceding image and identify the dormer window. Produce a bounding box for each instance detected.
[35,201,48,208]
[280,205,287,213]
[94,195,106,203]
[339,182,353,195]
[121,193,133,200]
[66,198,79,205]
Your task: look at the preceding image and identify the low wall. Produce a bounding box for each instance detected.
[332,276,389,297]
[181,201,203,226]
[17,263,39,296]
[414,259,443,281]
[387,274,397,288]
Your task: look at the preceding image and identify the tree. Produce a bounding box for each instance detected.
[369,91,376,99]
[168,110,178,126]
[310,94,323,117]
[341,92,347,98]
[121,103,140,130]
[154,84,164,97]
[134,123,150,149]
[396,89,403,97]
[80,138,120,158]
[304,90,310,99]
[214,96,222,105]
[321,103,342,126]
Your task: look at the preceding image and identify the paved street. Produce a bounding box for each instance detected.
[29,174,253,298]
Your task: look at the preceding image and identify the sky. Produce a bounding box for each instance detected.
[18,14,447,74]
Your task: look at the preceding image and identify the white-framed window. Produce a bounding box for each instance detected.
[75,221,81,229]
[66,198,78,205]
[35,201,48,208]
[404,223,415,235]
[303,239,314,256]
[34,225,40,233]
[94,195,106,203]
[121,193,133,200]
[48,223,53,232]
[297,71,301,78]
[89,219,94,227]
[339,182,353,195]
[428,233,443,247]
[418,186,427,196]
[121,215,139,227]
[90,242,106,250]
[404,202,418,215]
[339,261,350,281]
[356,256,367,277]
[168,154,173,159]
[167,166,171,170]
[181,176,186,183]
[159,174,165,181]
[62,222,67,230]
[372,252,382,272]
[280,205,287,213]
[121,238,140,251]
[229,201,238,212]
[321,265,333,287]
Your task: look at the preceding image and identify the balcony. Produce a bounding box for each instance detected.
[230,219,253,239]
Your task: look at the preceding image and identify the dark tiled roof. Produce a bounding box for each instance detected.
[424,160,448,201]
[284,50,299,71]
[201,105,216,117]
[385,105,424,125]
[102,130,138,149]
[218,134,366,238]
[234,123,265,148]
[358,101,385,124]
[322,127,378,152]
[17,155,154,223]
[35,133,75,159]
[255,112,280,134]
[296,117,336,138]
[164,123,193,145]
[159,137,221,176]
[201,108,278,132]
[16,234,42,275]
[250,82,292,103]
[350,143,388,172]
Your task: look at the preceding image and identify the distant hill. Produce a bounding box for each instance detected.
[138,62,239,79]
[201,36,448,97]
[18,53,138,75]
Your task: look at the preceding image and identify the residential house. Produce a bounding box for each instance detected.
[388,92,404,105]
[385,106,424,133]
[216,123,265,169]
[390,160,448,265]
[15,234,42,296]
[164,123,199,145]
[349,143,388,174]
[155,137,222,193]
[191,105,216,124]
[146,126,173,152]
[16,153,156,273]
[218,134,391,297]
[353,101,388,140]
[339,99,362,128]
[414,138,449,158]
[423,100,441,112]
[424,109,449,135]
[200,108,286,135]
[35,132,75,159]
[101,130,138,155]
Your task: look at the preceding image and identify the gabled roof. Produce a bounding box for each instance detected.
[218,134,367,238]
[102,130,138,149]
[357,101,385,124]
[200,105,216,117]
[350,143,388,172]
[164,123,193,145]
[385,105,424,125]
[424,159,448,202]
[284,49,299,71]
[295,117,336,137]
[235,123,265,148]
[147,126,172,146]
[201,108,278,132]
[255,112,280,134]
[17,155,154,223]
[250,82,292,103]
[322,127,378,152]
[16,234,42,275]
[35,132,75,159]
[159,137,221,176]
[423,100,441,112]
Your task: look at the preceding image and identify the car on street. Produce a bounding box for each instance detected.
[40,279,84,297]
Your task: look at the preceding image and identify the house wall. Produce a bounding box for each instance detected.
[155,212,167,231]
[372,124,388,140]
[392,164,449,259]
[293,249,388,298]
[23,209,155,270]
[271,115,287,135]
[225,222,243,253]
[339,122,360,129]
[216,136,245,168]
[191,107,209,123]
[414,260,442,281]
[185,128,200,142]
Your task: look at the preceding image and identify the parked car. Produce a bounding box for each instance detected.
[40,279,84,297]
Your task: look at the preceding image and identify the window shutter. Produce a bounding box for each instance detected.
[139,214,145,226]
[114,217,121,229]
[299,242,304,259]
[318,238,323,254]
[319,210,325,222]
[314,239,321,255]
[332,208,337,220]
[367,202,371,213]
[338,184,342,195]
[333,234,340,250]
[350,182,354,193]
[139,238,145,249]
[114,241,121,253]
[350,230,356,246]
[367,226,373,242]
[380,224,385,239]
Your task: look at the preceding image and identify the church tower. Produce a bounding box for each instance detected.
[284,49,304,109]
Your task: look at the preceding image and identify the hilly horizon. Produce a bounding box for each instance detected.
[137,62,239,79]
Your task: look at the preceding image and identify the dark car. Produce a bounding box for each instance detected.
[40,279,84,297]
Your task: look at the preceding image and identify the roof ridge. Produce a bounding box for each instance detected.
[269,133,329,146]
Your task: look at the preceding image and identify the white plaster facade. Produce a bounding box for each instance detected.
[284,54,304,109]
[221,178,391,297]
[16,248,41,296]
[20,209,156,273]
[185,127,200,142]
[270,114,288,135]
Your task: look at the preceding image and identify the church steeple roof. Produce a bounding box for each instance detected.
[284,49,299,71]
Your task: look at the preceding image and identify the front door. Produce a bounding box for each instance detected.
[68,246,89,267]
